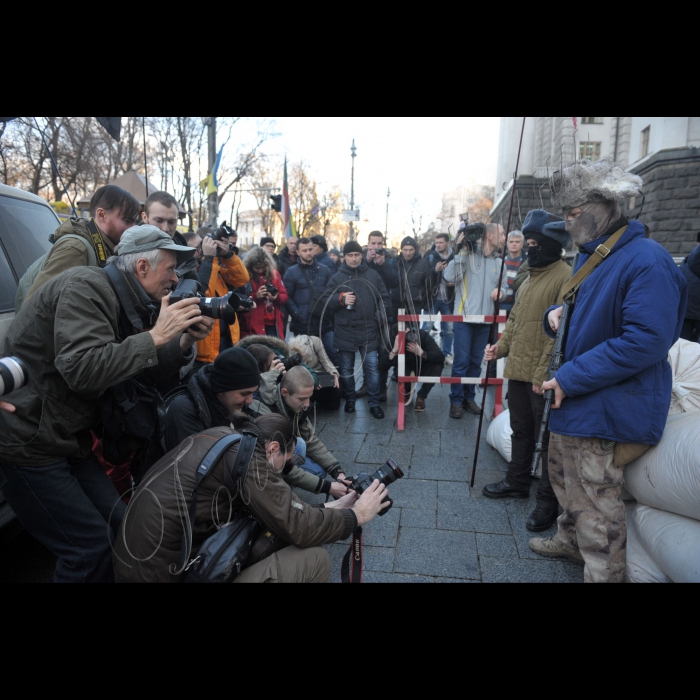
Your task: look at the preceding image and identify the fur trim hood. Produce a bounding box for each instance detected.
[236,335,290,358]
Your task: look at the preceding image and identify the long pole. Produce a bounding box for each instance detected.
[207,117,218,228]
[350,139,357,241]
[470,117,528,489]
[386,187,391,236]
[142,117,149,197]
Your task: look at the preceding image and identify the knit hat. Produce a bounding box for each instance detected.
[209,348,261,394]
[260,237,276,249]
[330,248,341,257]
[310,235,329,252]
[401,236,418,251]
[343,240,363,256]
[522,210,570,249]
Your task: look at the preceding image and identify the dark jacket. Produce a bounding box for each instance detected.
[424,246,455,303]
[379,330,445,376]
[0,266,189,466]
[114,424,357,584]
[544,220,687,445]
[277,247,299,278]
[173,231,201,282]
[681,251,700,321]
[283,261,333,335]
[321,261,392,353]
[316,252,337,273]
[689,246,700,278]
[392,253,431,313]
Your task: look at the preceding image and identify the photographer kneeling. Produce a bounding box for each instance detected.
[0,226,214,583]
[114,414,390,584]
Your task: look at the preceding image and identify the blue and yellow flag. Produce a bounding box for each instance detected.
[200,146,224,197]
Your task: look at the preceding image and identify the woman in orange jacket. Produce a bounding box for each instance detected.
[239,247,289,339]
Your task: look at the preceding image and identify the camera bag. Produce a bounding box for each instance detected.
[181,432,261,584]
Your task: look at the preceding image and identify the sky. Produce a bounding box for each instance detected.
[236,117,501,242]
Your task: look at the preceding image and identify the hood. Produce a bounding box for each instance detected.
[236,335,290,358]
[258,370,289,416]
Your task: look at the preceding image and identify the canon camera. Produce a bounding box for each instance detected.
[350,459,405,516]
[207,221,238,257]
[170,279,254,326]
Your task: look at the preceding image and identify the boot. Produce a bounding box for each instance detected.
[464,400,483,416]
[415,397,426,413]
[526,504,559,533]
[450,405,464,420]
[483,480,530,500]
[529,538,584,563]
[345,402,356,414]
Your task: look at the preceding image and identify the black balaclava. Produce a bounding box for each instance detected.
[527,234,563,268]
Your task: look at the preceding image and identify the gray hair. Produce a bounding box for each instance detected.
[508,231,525,241]
[110,249,166,275]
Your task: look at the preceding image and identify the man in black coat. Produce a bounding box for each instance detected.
[380,326,445,413]
[681,234,700,342]
[277,237,299,278]
[320,241,392,419]
[392,237,431,315]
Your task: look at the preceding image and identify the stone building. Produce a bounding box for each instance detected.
[493,117,700,257]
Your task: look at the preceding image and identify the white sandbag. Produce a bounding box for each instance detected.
[487,410,512,463]
[626,503,700,583]
[668,339,700,414]
[626,503,672,584]
[625,412,700,521]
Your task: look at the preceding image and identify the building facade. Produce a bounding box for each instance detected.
[493,117,700,256]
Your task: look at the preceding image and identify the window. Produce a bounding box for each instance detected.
[0,244,17,313]
[641,126,651,159]
[581,117,604,125]
[580,142,602,161]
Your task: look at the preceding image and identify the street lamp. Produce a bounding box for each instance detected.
[350,139,357,241]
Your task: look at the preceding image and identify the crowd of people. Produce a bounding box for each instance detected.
[0,154,697,584]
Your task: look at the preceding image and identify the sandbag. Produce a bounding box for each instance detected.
[487,410,512,463]
[626,503,671,584]
[626,503,700,584]
[668,339,700,414]
[625,412,700,521]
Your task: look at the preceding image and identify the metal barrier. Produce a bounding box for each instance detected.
[397,310,507,432]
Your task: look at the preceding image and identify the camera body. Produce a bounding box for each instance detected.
[265,284,278,297]
[375,248,387,257]
[350,459,405,516]
[170,279,253,326]
[207,222,238,258]
[281,352,304,372]
[0,357,28,398]
[457,222,485,254]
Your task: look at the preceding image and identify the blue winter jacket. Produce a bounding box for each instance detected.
[283,261,333,335]
[544,220,687,445]
[316,253,338,274]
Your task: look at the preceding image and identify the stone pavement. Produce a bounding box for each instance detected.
[299,378,585,584]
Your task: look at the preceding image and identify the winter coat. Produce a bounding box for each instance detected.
[379,330,445,376]
[544,220,687,445]
[320,261,392,353]
[288,335,339,377]
[424,246,455,304]
[277,247,299,278]
[196,254,250,364]
[283,261,333,335]
[512,261,530,297]
[681,252,700,321]
[316,253,337,273]
[113,424,357,584]
[366,256,399,320]
[443,249,508,317]
[26,217,114,302]
[391,254,432,313]
[496,260,572,387]
[238,270,289,338]
[689,246,700,278]
[0,266,189,466]
[250,370,344,478]
[164,366,329,495]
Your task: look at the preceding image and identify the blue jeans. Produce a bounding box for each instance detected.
[450,323,491,405]
[321,331,340,367]
[294,437,328,479]
[429,298,454,356]
[0,456,127,584]
[339,347,381,408]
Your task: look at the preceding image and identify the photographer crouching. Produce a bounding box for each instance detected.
[0,226,215,583]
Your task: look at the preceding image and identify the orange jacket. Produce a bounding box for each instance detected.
[196,255,250,364]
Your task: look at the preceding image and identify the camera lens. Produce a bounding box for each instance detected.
[0,357,28,398]
[199,294,239,326]
[373,459,405,487]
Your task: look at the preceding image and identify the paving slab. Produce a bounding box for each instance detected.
[411,454,471,482]
[480,557,576,584]
[362,507,402,548]
[438,483,512,535]
[401,509,438,530]
[395,528,480,580]
[390,479,438,511]
[476,533,519,559]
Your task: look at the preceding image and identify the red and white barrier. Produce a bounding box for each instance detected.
[397,311,507,432]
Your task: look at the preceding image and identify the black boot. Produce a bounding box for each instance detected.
[526,504,560,533]
[345,401,356,414]
[483,480,530,500]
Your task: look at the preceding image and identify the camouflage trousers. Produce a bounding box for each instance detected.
[549,433,627,584]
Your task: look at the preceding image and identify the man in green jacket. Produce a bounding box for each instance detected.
[483,210,572,532]
[0,226,214,583]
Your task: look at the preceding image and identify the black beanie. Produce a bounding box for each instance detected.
[343,240,363,256]
[401,236,418,251]
[260,237,276,248]
[209,348,262,394]
[311,235,328,252]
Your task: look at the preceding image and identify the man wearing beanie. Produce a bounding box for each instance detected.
[311,235,338,272]
[530,157,687,583]
[392,237,431,317]
[482,211,572,533]
[320,241,392,418]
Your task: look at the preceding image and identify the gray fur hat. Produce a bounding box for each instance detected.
[550,156,643,211]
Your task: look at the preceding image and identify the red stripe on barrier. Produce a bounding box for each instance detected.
[398,315,507,324]
[399,377,504,385]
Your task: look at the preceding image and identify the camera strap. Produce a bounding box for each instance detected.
[104,264,145,332]
[341,527,364,584]
[86,219,110,267]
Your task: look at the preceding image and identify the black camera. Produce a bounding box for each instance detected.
[282,352,304,372]
[0,357,28,398]
[457,222,485,253]
[375,248,387,257]
[350,459,405,516]
[265,284,278,297]
[207,222,238,258]
[170,279,252,326]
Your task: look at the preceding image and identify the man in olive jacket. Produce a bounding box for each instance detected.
[483,211,572,532]
[0,226,214,583]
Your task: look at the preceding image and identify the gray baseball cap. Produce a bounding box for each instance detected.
[115,225,195,265]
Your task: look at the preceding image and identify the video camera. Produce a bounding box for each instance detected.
[0,357,28,399]
[457,217,485,254]
[207,221,239,258]
[170,279,254,326]
[349,459,405,516]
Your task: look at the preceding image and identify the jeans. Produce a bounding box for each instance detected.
[450,322,491,405]
[0,456,127,584]
[505,380,557,509]
[339,347,381,408]
[432,298,454,356]
[321,331,340,367]
[294,437,328,479]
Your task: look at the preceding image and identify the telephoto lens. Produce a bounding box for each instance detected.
[0,357,28,398]
[350,459,405,516]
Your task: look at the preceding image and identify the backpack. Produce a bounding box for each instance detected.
[182,432,262,584]
[15,234,98,313]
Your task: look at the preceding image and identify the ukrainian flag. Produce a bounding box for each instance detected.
[200,146,224,197]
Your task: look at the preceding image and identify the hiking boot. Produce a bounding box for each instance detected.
[483,480,530,500]
[356,385,367,398]
[345,401,356,414]
[415,397,426,413]
[450,405,464,420]
[529,537,584,563]
[464,400,483,416]
[370,407,385,420]
[526,505,559,533]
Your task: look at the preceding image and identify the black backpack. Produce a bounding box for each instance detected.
[181,432,261,584]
